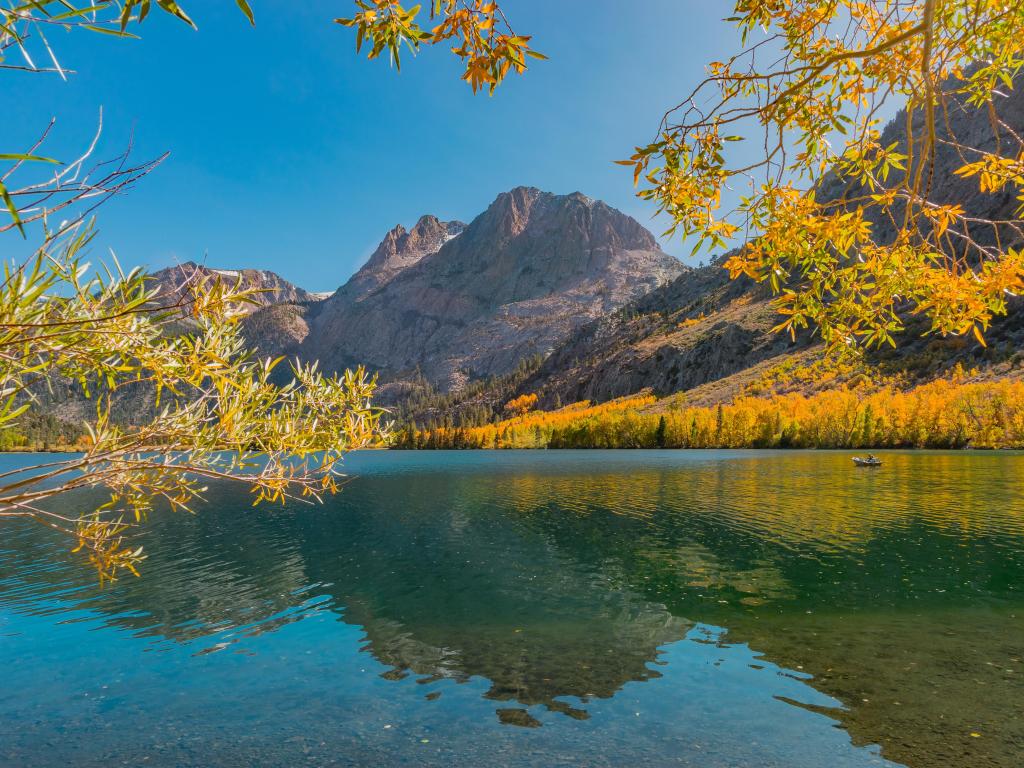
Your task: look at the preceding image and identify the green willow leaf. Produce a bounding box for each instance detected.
[235,0,255,26]
[82,24,140,38]
[0,153,60,164]
[155,0,195,29]
[0,181,25,238]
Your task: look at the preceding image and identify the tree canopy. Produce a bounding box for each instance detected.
[0,0,388,581]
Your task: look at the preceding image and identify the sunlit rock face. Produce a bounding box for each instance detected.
[301,187,685,391]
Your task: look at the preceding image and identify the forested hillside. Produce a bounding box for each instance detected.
[393,76,1024,437]
[401,372,1024,451]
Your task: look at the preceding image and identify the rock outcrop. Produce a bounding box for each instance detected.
[334,215,466,303]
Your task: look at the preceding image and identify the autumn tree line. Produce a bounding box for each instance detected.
[0,414,86,452]
[394,378,1024,450]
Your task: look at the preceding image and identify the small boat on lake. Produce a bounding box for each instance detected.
[853,455,882,467]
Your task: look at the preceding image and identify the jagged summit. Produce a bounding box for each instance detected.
[301,187,684,390]
[334,214,466,302]
[364,215,466,272]
[469,187,658,252]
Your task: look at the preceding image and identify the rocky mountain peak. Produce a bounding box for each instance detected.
[365,214,465,269]
[469,186,660,253]
[337,214,466,302]
[304,187,685,390]
[480,186,542,237]
[369,223,408,263]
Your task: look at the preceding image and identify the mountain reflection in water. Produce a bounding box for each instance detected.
[1,449,1022,768]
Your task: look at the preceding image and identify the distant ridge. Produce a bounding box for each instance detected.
[150,261,316,310]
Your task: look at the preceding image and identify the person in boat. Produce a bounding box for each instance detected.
[867,453,877,461]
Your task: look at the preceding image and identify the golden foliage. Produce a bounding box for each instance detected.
[335,0,544,93]
[503,392,538,417]
[404,394,657,449]
[620,1,1024,350]
[677,312,706,329]
[410,377,1024,450]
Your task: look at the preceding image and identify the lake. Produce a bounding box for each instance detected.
[1,450,1022,767]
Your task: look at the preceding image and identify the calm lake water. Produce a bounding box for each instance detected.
[1,450,1022,767]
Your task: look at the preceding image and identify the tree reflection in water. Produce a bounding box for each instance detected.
[1,449,1022,768]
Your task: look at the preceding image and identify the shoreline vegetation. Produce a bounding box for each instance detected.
[11,369,1024,454]
[394,374,1024,451]
[0,414,87,453]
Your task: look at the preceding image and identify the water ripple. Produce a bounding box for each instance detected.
[1,450,1022,768]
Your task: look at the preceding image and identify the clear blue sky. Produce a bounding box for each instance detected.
[7,1,747,292]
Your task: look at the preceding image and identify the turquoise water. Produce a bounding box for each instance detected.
[1,450,1022,767]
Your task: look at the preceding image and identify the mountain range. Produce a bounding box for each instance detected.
[151,261,319,308]
[37,81,1024,435]
[212,187,685,401]
[235,80,1024,426]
